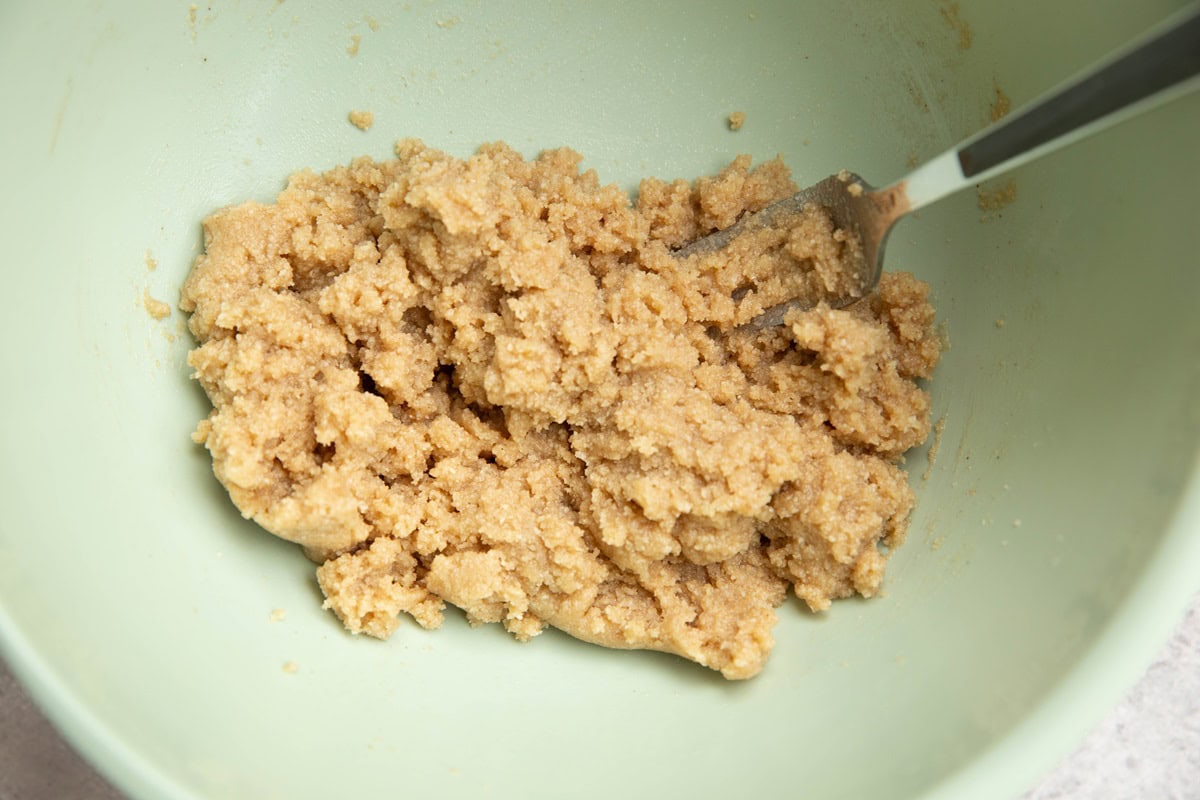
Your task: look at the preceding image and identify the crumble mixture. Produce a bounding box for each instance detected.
[180,140,940,679]
[143,288,171,320]
[348,110,375,131]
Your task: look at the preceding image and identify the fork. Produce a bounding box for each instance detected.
[676,4,1200,330]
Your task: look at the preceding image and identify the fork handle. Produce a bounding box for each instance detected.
[900,3,1200,211]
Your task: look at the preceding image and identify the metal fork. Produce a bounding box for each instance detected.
[677,4,1200,330]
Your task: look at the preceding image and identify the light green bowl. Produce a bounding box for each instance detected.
[2,2,1197,798]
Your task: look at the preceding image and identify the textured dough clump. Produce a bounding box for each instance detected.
[348,110,375,131]
[180,140,940,679]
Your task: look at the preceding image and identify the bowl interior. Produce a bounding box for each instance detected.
[1,2,1198,799]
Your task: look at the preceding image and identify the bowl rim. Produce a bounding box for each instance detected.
[2,450,1198,800]
[926,449,1200,799]
[0,613,199,800]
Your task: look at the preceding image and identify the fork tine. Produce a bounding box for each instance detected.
[674,172,910,329]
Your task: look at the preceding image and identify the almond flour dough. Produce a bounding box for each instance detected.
[348,110,375,131]
[180,140,940,679]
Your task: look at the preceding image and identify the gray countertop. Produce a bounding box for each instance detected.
[2,593,1198,800]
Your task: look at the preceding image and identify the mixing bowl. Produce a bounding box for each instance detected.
[2,2,1197,798]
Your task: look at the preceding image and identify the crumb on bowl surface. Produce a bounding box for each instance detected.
[143,289,171,320]
[348,110,374,131]
[180,139,940,679]
[348,110,374,130]
[977,178,1017,214]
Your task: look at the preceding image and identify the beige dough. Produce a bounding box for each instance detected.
[180,140,940,679]
[348,110,374,131]
[143,288,171,320]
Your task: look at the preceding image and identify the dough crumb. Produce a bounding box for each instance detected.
[436,16,461,29]
[269,608,287,623]
[181,141,941,680]
[365,15,381,31]
[347,34,361,56]
[994,318,1006,329]
[837,167,864,195]
[143,288,171,320]
[728,111,746,131]
[977,179,1017,214]
[145,250,158,271]
[282,660,299,674]
[348,110,375,131]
